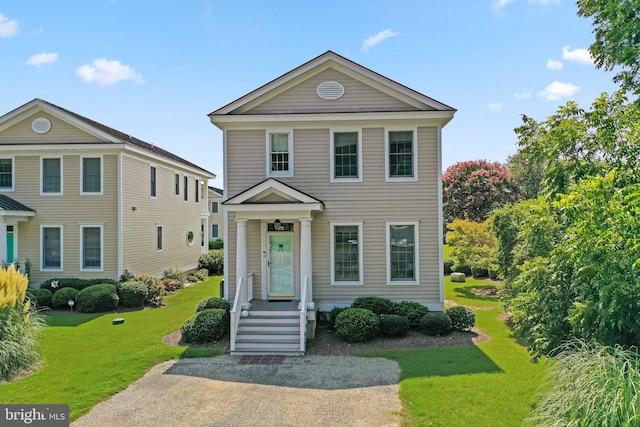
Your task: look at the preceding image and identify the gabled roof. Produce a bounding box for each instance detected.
[223,178,323,210]
[0,99,215,178]
[209,50,456,117]
[0,195,35,212]
[208,186,224,196]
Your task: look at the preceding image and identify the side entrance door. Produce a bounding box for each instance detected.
[267,232,294,298]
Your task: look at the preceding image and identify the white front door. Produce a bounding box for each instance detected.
[267,232,294,298]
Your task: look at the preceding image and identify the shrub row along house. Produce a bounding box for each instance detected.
[209,51,455,354]
[0,99,214,285]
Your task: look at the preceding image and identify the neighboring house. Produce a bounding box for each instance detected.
[209,51,455,355]
[0,99,215,284]
[208,186,224,243]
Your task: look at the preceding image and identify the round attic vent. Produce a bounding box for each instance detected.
[317,81,345,100]
[32,117,52,134]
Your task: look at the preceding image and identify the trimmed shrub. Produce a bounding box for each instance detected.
[328,306,347,329]
[419,312,452,336]
[198,250,224,275]
[51,287,80,309]
[209,240,224,250]
[132,274,165,305]
[446,306,476,331]
[187,274,199,283]
[452,263,472,276]
[118,281,149,308]
[76,284,119,313]
[28,288,53,308]
[351,296,397,315]
[181,308,229,343]
[444,258,455,275]
[334,308,380,342]
[378,314,410,337]
[393,301,430,328]
[41,277,118,293]
[159,278,182,293]
[163,268,186,283]
[471,264,489,278]
[194,268,209,282]
[196,297,231,313]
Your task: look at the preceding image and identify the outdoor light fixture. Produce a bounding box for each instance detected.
[274,219,281,225]
[68,299,75,312]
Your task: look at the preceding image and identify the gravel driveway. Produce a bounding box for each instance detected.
[72,355,402,427]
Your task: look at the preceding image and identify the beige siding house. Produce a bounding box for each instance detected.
[208,186,224,244]
[0,99,214,284]
[209,51,455,355]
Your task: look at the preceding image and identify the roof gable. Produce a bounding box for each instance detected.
[224,179,323,205]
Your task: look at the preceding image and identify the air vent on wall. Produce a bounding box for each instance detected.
[32,117,52,134]
[317,81,345,100]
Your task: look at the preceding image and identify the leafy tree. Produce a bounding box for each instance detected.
[442,160,520,226]
[578,0,640,98]
[446,219,496,271]
[505,149,545,199]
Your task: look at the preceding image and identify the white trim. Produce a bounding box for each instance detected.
[80,224,104,272]
[40,156,63,195]
[386,220,420,285]
[330,128,362,183]
[224,178,321,205]
[385,127,418,182]
[0,156,15,192]
[117,153,123,279]
[183,175,189,203]
[266,231,296,297]
[330,221,363,286]
[266,129,293,178]
[40,224,63,272]
[186,229,195,247]
[80,155,104,195]
[156,224,163,252]
[437,125,444,304]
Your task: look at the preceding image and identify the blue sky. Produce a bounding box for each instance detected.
[0,0,619,186]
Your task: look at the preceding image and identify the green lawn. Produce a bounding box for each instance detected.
[0,277,223,421]
[364,277,547,426]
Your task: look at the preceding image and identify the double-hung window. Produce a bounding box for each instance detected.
[267,131,293,177]
[195,179,199,203]
[331,131,361,182]
[150,166,157,197]
[330,222,363,285]
[387,222,419,284]
[0,158,14,191]
[42,157,62,194]
[386,129,417,181]
[81,225,102,271]
[156,225,163,251]
[211,201,219,214]
[81,157,102,194]
[41,225,63,270]
[211,224,219,239]
[183,176,188,202]
[175,174,180,196]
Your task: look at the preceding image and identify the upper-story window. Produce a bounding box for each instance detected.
[386,129,417,181]
[42,157,63,195]
[81,157,102,194]
[267,131,293,177]
[331,130,361,182]
[211,201,219,214]
[150,166,157,198]
[183,176,188,202]
[195,179,199,203]
[175,173,180,196]
[0,158,14,191]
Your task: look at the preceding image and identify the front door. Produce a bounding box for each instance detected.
[268,233,294,298]
[6,226,14,264]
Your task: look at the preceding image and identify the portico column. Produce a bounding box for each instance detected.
[0,223,7,264]
[299,218,312,305]
[235,218,248,302]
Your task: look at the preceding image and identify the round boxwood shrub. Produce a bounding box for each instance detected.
[118,281,149,308]
[181,308,229,343]
[351,296,397,315]
[51,287,80,309]
[328,306,347,329]
[419,312,452,336]
[196,297,231,313]
[471,264,489,278]
[334,308,380,343]
[378,314,410,337]
[76,284,119,313]
[446,306,476,331]
[28,288,53,308]
[393,301,430,328]
[198,250,224,275]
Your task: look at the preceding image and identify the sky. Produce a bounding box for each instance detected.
[0,0,620,186]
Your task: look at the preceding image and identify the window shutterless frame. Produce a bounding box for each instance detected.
[80,224,103,271]
[386,221,420,285]
[385,127,418,182]
[330,129,362,183]
[266,130,293,177]
[81,156,103,195]
[41,156,63,195]
[330,221,364,285]
[0,157,15,191]
[41,225,63,271]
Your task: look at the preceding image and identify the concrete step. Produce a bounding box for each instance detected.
[234,341,301,352]
[235,334,299,343]
[237,324,300,333]
[249,310,299,317]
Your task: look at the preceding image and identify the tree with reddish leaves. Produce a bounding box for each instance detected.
[442,160,520,227]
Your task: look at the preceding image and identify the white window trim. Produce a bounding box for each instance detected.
[266,129,294,178]
[195,179,199,203]
[211,201,219,214]
[80,224,104,272]
[386,220,420,285]
[80,156,103,195]
[40,224,63,272]
[40,156,64,195]
[330,221,364,286]
[330,128,362,183]
[150,164,157,199]
[174,173,181,197]
[0,156,15,192]
[156,224,163,252]
[211,223,219,239]
[385,127,418,182]
[183,175,189,203]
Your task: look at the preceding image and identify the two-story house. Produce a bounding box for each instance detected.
[209,51,455,355]
[208,186,224,244]
[0,99,214,284]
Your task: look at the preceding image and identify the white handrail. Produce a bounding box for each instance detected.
[230,276,243,352]
[298,275,308,352]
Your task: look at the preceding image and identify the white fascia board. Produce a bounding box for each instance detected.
[122,145,215,179]
[0,143,124,154]
[226,203,324,213]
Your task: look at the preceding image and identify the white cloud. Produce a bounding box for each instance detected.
[538,81,579,100]
[514,91,532,99]
[76,58,143,85]
[26,52,58,66]
[562,46,593,65]
[493,0,516,10]
[0,13,18,38]
[488,102,503,111]
[546,59,563,70]
[529,0,559,4]
[361,29,399,52]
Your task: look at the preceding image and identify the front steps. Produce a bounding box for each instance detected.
[232,310,304,356]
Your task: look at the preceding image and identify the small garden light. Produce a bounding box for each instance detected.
[68,299,75,312]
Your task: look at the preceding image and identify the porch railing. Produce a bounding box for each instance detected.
[230,273,253,352]
[298,275,309,352]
